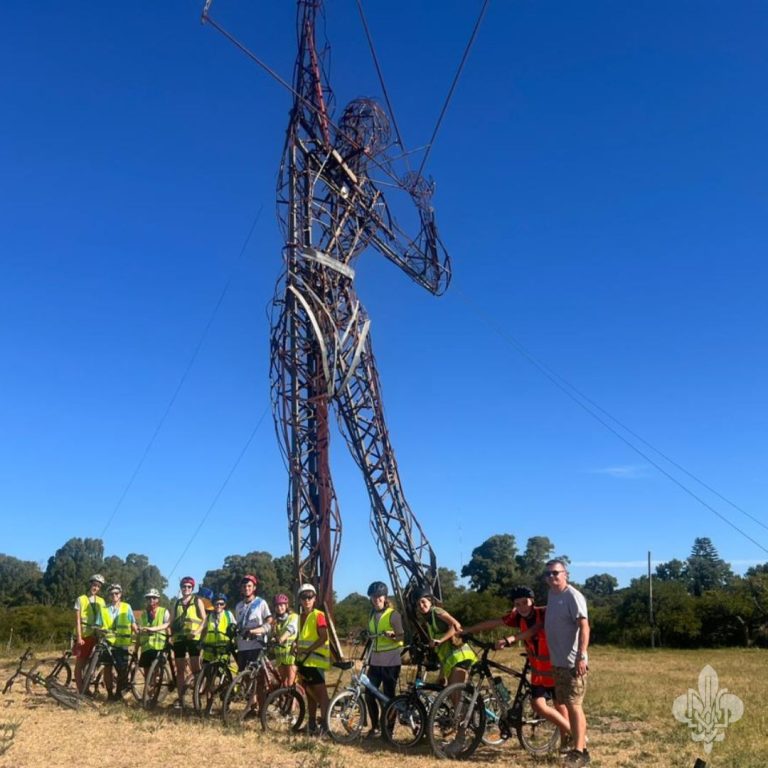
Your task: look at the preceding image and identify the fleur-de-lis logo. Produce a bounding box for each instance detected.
[672,664,744,754]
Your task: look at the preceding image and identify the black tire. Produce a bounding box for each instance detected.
[47,679,86,710]
[260,687,305,734]
[326,690,366,744]
[222,669,258,729]
[126,654,142,702]
[427,682,486,760]
[143,657,171,710]
[193,663,232,717]
[81,649,104,699]
[382,693,428,749]
[25,658,72,696]
[515,690,559,756]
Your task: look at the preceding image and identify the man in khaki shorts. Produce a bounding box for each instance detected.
[544,559,590,767]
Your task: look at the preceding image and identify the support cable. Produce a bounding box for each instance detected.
[354,0,409,161]
[166,405,270,581]
[416,0,491,179]
[453,285,768,556]
[99,204,264,538]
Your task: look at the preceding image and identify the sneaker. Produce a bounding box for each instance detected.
[560,733,573,756]
[564,748,590,767]
[365,728,381,739]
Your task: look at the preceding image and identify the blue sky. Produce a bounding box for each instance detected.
[2,1,767,599]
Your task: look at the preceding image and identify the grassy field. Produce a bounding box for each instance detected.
[0,645,764,768]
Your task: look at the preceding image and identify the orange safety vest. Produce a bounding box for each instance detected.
[507,606,554,688]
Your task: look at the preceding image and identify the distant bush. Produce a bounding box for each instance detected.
[0,605,73,647]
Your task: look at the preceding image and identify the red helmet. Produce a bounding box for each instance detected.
[180,576,195,587]
[241,574,258,586]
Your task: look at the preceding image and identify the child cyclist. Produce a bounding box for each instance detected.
[272,593,299,687]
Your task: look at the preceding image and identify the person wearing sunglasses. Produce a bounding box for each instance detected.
[544,560,591,767]
[100,584,138,700]
[136,588,170,680]
[170,576,207,707]
[234,574,273,670]
[295,583,330,735]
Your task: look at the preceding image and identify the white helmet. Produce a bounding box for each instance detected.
[298,583,317,597]
[89,574,106,585]
[144,588,161,599]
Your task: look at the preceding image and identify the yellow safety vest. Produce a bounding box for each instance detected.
[77,594,105,638]
[297,609,330,669]
[101,603,134,648]
[273,612,299,666]
[139,607,169,651]
[368,607,404,653]
[171,598,203,639]
[426,608,477,678]
[201,611,235,662]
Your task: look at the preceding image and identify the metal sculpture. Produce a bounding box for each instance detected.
[204,0,451,629]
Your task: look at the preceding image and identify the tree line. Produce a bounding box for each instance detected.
[1,534,766,648]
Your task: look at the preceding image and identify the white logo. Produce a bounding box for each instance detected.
[672,664,743,754]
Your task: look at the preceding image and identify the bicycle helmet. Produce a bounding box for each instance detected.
[213,593,228,604]
[510,586,535,600]
[89,574,106,586]
[367,581,388,598]
[180,576,195,587]
[297,583,316,596]
[274,593,289,605]
[413,586,433,602]
[144,588,161,599]
[108,583,122,594]
[241,574,258,586]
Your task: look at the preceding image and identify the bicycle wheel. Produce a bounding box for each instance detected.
[326,690,366,744]
[222,670,258,729]
[382,693,427,749]
[193,663,232,717]
[479,681,507,747]
[515,690,559,756]
[126,654,142,702]
[47,679,87,710]
[143,657,171,710]
[260,687,306,734]
[81,650,104,699]
[25,658,72,696]
[427,682,486,760]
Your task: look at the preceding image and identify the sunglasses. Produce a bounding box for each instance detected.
[299,594,315,600]
[546,570,564,577]
[109,591,121,595]
[214,601,226,606]
[181,584,193,589]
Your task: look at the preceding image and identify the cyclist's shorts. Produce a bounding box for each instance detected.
[139,649,161,669]
[552,666,587,705]
[297,665,325,686]
[173,639,200,659]
[73,636,97,659]
[531,684,555,700]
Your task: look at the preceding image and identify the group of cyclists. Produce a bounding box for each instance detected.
[71,571,585,761]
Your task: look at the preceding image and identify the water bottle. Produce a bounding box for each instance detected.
[493,675,511,704]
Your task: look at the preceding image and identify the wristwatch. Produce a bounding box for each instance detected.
[577,651,588,662]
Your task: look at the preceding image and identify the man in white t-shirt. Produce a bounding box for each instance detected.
[234,573,273,670]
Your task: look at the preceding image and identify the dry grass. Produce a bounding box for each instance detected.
[0,646,765,768]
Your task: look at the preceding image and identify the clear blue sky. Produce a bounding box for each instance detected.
[2,1,767,599]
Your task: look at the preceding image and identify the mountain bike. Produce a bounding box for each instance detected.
[81,634,140,702]
[192,642,237,717]
[380,643,444,749]
[142,642,179,709]
[427,637,559,759]
[222,645,282,729]
[3,649,89,710]
[25,647,73,696]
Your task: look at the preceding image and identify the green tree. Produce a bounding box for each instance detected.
[437,567,465,604]
[461,534,519,595]
[686,537,733,597]
[0,554,42,608]
[203,552,290,604]
[583,573,618,600]
[655,558,686,582]
[42,538,104,606]
[333,592,371,638]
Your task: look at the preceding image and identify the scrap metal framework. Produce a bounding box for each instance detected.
[204,0,451,630]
